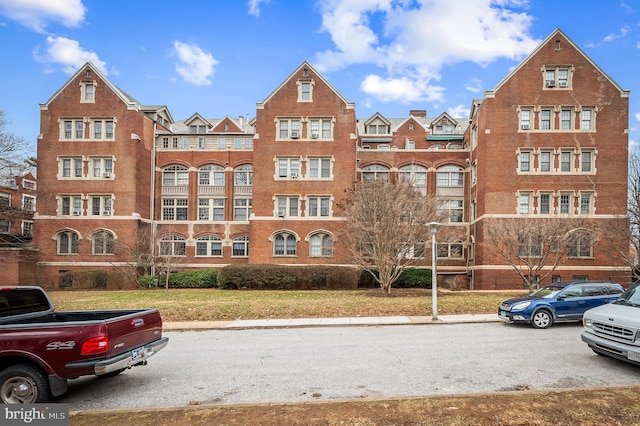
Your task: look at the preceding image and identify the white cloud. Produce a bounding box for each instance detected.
[314,0,539,105]
[0,0,85,32]
[173,41,218,86]
[603,26,630,42]
[248,0,270,17]
[33,36,107,75]
[464,77,483,94]
[447,104,470,119]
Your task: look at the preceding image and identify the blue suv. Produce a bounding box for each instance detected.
[498,281,624,329]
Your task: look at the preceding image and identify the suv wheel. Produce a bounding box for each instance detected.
[531,309,553,329]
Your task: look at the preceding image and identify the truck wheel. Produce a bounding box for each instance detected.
[531,310,553,329]
[0,364,51,404]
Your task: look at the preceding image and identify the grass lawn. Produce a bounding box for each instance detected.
[48,288,526,322]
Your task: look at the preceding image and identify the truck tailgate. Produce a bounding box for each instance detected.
[104,309,164,356]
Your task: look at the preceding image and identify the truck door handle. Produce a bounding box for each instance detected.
[132,318,145,327]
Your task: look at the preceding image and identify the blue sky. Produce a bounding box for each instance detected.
[0,0,639,155]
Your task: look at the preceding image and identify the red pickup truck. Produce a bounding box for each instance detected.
[0,286,168,403]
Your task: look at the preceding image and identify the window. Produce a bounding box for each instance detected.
[581,151,593,172]
[234,165,253,187]
[519,151,531,172]
[89,195,113,216]
[539,193,551,215]
[0,193,9,208]
[22,195,35,211]
[0,220,8,232]
[61,195,82,216]
[162,165,189,186]
[234,137,253,149]
[232,236,249,257]
[199,165,225,186]
[540,109,552,130]
[544,67,570,88]
[561,109,573,130]
[518,235,543,258]
[198,198,225,220]
[398,165,427,188]
[539,151,552,172]
[276,196,299,217]
[519,193,532,214]
[309,232,333,257]
[162,198,188,220]
[400,241,426,259]
[308,196,331,217]
[520,109,531,130]
[278,119,301,139]
[309,119,332,139]
[198,137,205,149]
[196,235,222,257]
[62,119,85,140]
[273,232,297,256]
[22,179,36,190]
[299,81,312,101]
[568,231,593,258]
[308,158,331,178]
[61,157,84,178]
[367,124,388,134]
[559,192,572,214]
[159,235,186,256]
[581,109,594,130]
[437,241,463,258]
[579,193,593,215]
[92,230,114,255]
[22,221,32,237]
[91,157,113,178]
[362,165,389,182]
[277,158,300,178]
[436,166,464,187]
[560,151,572,172]
[439,200,464,222]
[92,119,114,140]
[234,198,252,221]
[58,230,79,254]
[81,82,95,102]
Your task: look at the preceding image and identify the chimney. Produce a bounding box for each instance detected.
[409,109,427,118]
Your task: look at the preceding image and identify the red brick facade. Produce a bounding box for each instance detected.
[32,29,631,290]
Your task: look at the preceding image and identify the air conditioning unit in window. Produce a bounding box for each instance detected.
[311,132,319,139]
[290,131,299,139]
[102,210,111,216]
[291,172,298,178]
[521,124,530,130]
[277,209,285,217]
[546,80,556,88]
[102,172,112,178]
[72,210,80,216]
[559,81,568,87]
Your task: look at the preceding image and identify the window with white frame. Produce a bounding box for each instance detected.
[544,67,570,88]
[62,119,85,140]
[92,230,114,255]
[91,157,113,178]
[162,198,188,220]
[233,137,253,149]
[519,192,532,214]
[540,109,552,130]
[561,108,573,130]
[217,137,227,149]
[579,192,593,215]
[437,241,463,258]
[277,158,300,178]
[273,231,297,256]
[362,165,389,182]
[518,235,543,257]
[398,164,427,188]
[308,118,332,139]
[520,109,532,130]
[92,119,114,140]
[159,235,186,256]
[538,192,552,215]
[581,108,594,130]
[309,232,333,257]
[61,157,84,178]
[232,236,249,257]
[162,165,189,186]
[61,195,82,216]
[298,81,312,101]
[22,221,33,237]
[22,195,35,211]
[22,179,36,190]
[560,151,573,172]
[308,157,331,178]
[199,165,225,186]
[568,230,593,258]
[233,198,252,221]
[198,137,205,149]
[198,198,224,221]
[196,235,223,257]
[0,193,9,208]
[89,195,113,216]
[439,200,464,223]
[436,166,464,187]
[278,118,301,139]
[276,196,299,217]
[519,151,532,172]
[57,230,79,254]
[307,196,330,217]
[81,82,95,102]
[581,150,594,172]
[559,192,572,214]
[234,165,253,187]
[539,150,552,172]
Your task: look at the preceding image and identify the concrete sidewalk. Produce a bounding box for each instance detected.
[163,314,500,331]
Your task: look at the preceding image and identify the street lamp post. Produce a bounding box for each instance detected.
[428,222,442,321]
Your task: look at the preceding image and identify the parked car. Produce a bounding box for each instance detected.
[582,281,640,365]
[498,281,625,329]
[0,286,168,403]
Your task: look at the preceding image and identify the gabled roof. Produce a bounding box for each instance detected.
[40,62,143,110]
[363,112,391,126]
[430,112,458,128]
[488,28,629,96]
[183,112,212,128]
[257,61,354,109]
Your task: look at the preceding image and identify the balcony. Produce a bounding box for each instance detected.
[161,185,188,195]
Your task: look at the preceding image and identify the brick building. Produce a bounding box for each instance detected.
[33,28,631,290]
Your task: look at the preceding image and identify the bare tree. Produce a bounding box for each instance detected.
[484,216,597,290]
[339,179,441,293]
[155,233,186,291]
[0,110,33,181]
[111,226,155,287]
[626,149,640,270]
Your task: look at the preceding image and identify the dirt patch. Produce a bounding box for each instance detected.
[70,386,640,426]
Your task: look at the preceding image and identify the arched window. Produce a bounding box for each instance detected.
[92,230,114,255]
[234,165,253,186]
[159,235,186,256]
[399,164,427,187]
[273,232,297,256]
[362,165,389,182]
[232,236,249,257]
[198,165,225,186]
[309,232,333,257]
[57,230,79,254]
[436,165,464,187]
[436,165,464,223]
[162,164,189,186]
[196,235,223,257]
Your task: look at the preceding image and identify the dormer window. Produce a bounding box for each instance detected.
[367,124,388,134]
